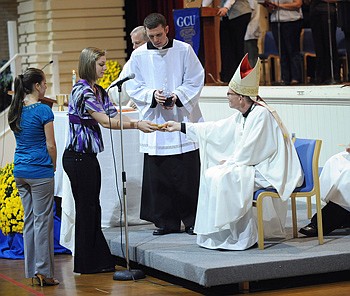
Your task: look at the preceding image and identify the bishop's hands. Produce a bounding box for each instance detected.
[145,120,181,132]
[157,121,181,132]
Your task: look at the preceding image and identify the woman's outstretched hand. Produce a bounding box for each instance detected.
[137,120,160,133]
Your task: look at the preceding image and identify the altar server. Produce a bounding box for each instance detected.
[300,146,350,236]
[164,54,304,250]
[126,13,205,236]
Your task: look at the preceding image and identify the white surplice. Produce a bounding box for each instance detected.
[185,105,304,250]
[320,152,350,212]
[125,40,204,155]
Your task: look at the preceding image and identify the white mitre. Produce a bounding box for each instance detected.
[229,54,290,139]
[229,53,260,97]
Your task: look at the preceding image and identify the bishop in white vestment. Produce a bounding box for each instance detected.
[165,54,304,250]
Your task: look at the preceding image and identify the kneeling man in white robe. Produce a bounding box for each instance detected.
[299,146,350,236]
[164,54,304,250]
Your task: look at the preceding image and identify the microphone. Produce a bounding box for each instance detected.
[109,73,135,89]
[41,60,53,70]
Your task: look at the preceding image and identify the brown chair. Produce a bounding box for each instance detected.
[259,31,281,85]
[337,27,349,82]
[300,28,316,85]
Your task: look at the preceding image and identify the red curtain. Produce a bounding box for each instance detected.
[135,0,184,38]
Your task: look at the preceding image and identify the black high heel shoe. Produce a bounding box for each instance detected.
[32,274,59,287]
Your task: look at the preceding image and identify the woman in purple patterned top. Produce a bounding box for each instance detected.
[62,47,157,274]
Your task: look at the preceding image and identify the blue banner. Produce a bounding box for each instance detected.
[173,8,201,55]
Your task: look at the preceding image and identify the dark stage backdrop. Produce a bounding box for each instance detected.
[124,0,184,58]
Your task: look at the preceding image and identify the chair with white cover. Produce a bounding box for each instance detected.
[253,138,324,250]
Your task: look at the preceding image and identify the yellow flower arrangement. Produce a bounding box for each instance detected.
[0,163,24,235]
[97,60,122,89]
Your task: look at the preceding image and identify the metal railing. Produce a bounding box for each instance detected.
[0,51,62,96]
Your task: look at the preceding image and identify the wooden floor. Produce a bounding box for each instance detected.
[0,254,350,295]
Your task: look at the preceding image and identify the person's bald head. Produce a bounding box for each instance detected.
[130,26,149,50]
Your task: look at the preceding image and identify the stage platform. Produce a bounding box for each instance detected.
[103,202,350,290]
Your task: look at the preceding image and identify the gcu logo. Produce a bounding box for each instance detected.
[176,15,196,27]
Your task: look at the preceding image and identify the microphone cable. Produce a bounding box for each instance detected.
[105,86,127,261]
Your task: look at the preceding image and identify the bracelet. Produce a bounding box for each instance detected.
[136,120,142,129]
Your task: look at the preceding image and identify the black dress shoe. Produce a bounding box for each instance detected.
[340,223,350,229]
[272,81,287,86]
[185,226,195,235]
[299,223,318,237]
[153,228,180,235]
[98,267,116,273]
[248,242,258,249]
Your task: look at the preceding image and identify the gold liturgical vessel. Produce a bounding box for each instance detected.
[56,94,68,111]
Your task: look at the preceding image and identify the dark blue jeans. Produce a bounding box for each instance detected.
[272,19,303,84]
[219,13,251,82]
[310,10,340,83]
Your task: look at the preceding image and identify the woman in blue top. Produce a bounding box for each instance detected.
[8,68,58,286]
[62,47,157,274]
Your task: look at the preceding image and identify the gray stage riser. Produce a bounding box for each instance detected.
[105,226,350,287]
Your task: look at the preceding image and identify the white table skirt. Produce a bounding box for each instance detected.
[53,111,148,253]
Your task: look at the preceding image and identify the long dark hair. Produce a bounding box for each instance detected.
[8,68,44,133]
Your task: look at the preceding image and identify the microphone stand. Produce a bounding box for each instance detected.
[112,83,145,281]
[276,0,282,83]
[327,2,336,84]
